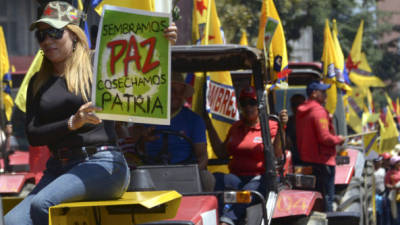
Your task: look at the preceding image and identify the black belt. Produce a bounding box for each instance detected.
[53,145,118,161]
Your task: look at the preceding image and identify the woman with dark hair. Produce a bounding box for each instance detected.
[4,2,177,225]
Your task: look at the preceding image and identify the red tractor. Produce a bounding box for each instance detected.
[2,45,374,225]
[126,45,375,225]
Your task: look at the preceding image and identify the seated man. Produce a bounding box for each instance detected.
[131,72,215,191]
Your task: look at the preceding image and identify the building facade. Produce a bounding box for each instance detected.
[377,0,400,53]
[1,0,39,56]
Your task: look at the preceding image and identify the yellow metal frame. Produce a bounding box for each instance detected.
[49,191,182,225]
[2,196,24,215]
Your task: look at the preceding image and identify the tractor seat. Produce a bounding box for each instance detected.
[129,164,203,194]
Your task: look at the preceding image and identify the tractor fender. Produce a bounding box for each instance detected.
[272,189,323,218]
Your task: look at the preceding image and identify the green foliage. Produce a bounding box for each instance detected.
[216,0,398,87]
[172,0,182,21]
[215,0,262,44]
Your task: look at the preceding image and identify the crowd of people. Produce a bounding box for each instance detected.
[3,1,370,225]
[374,148,400,225]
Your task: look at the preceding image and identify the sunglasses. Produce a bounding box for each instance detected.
[239,98,258,107]
[35,28,64,43]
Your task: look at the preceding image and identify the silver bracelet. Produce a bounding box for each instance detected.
[68,115,74,130]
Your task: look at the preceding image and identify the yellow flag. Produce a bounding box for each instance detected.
[0,26,13,121]
[397,98,400,116]
[350,53,385,87]
[77,0,84,10]
[332,19,352,94]
[385,92,395,114]
[239,30,248,46]
[15,50,44,113]
[94,0,154,15]
[363,131,379,155]
[321,20,338,114]
[361,112,379,126]
[192,0,225,45]
[346,21,385,87]
[379,106,399,153]
[0,26,10,81]
[396,97,400,126]
[346,86,368,133]
[256,0,289,82]
[192,0,239,162]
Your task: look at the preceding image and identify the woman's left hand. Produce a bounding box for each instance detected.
[69,102,102,130]
[164,22,178,45]
[279,109,288,126]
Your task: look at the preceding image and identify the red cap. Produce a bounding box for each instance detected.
[381,152,391,160]
[239,86,257,101]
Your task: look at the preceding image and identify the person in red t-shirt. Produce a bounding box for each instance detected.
[385,156,400,224]
[205,86,287,225]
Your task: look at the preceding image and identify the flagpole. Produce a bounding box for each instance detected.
[283,89,287,109]
[345,130,377,139]
[283,73,289,109]
[79,0,91,29]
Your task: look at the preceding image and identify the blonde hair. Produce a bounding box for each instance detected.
[33,24,92,102]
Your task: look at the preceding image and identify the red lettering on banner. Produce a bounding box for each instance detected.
[106,35,160,76]
[107,40,127,75]
[229,97,237,118]
[206,81,238,121]
[221,89,230,114]
[123,35,141,76]
[208,84,216,107]
[214,88,224,112]
[210,85,218,107]
[225,96,233,116]
[140,37,160,73]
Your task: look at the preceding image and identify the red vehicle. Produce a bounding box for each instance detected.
[0,60,50,212]
[126,45,375,225]
[4,45,374,225]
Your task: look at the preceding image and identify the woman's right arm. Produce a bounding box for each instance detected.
[204,114,229,159]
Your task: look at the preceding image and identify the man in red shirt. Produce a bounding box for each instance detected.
[296,81,344,212]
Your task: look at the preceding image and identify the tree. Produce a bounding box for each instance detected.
[216,0,397,87]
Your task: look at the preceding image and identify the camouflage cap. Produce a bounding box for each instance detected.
[30,1,82,31]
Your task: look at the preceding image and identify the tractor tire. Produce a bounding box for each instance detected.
[270,212,328,225]
[334,160,376,225]
[337,177,363,213]
[334,176,364,225]
[293,212,328,225]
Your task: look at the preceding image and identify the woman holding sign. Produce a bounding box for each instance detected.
[4,2,177,225]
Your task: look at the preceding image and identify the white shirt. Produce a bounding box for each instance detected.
[374,167,386,194]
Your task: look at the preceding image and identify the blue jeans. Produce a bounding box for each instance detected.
[5,149,130,225]
[376,194,384,225]
[312,164,335,212]
[383,192,392,225]
[214,173,266,225]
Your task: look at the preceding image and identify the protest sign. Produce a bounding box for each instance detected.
[92,5,171,125]
[263,17,279,53]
